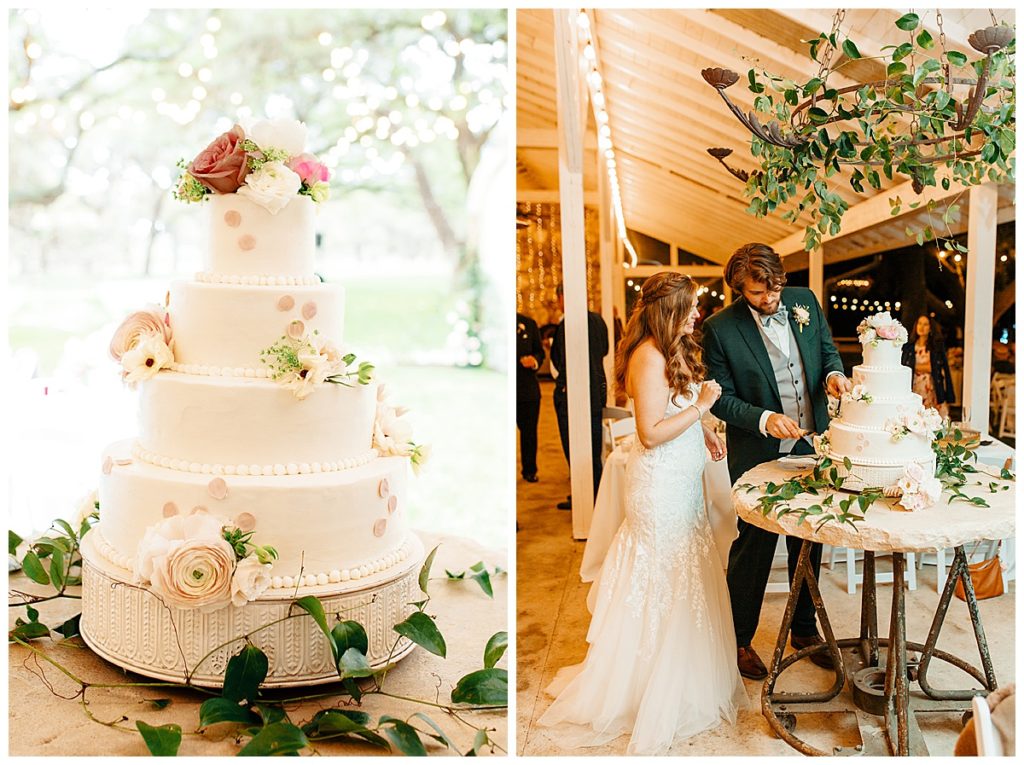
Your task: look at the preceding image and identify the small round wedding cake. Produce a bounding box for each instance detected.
[816,312,942,507]
[80,119,428,686]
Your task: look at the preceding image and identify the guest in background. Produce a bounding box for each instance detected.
[517,312,545,483]
[902,315,954,418]
[992,340,1014,374]
[550,284,609,510]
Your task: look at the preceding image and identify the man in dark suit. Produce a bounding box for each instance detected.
[702,243,852,680]
[517,312,545,483]
[549,284,609,509]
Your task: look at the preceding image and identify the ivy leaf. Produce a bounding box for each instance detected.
[136,721,181,756]
[418,544,439,595]
[451,668,508,706]
[222,644,268,704]
[54,519,78,542]
[946,50,968,67]
[237,721,309,756]
[294,596,337,663]
[410,712,455,749]
[254,704,288,726]
[469,562,493,598]
[338,647,376,679]
[331,620,369,658]
[842,39,861,60]
[9,530,24,556]
[895,13,919,31]
[198,697,261,728]
[483,631,508,669]
[54,613,81,639]
[147,698,172,710]
[470,728,491,755]
[394,611,447,658]
[20,552,50,586]
[380,717,428,756]
[803,77,823,96]
[917,29,934,49]
[49,549,66,590]
[892,42,914,62]
[9,620,50,642]
[302,709,388,748]
[886,61,907,77]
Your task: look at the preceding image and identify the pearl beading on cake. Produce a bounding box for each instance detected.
[195,272,321,286]
[131,441,378,476]
[90,528,412,591]
[825,450,935,467]
[268,540,412,589]
[169,362,271,378]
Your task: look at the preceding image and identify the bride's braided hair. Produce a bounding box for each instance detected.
[614,272,705,401]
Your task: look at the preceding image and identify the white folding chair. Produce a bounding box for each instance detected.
[830,547,917,594]
[997,383,1014,439]
[608,417,636,450]
[972,693,1003,756]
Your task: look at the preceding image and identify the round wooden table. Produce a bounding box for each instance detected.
[733,457,1015,757]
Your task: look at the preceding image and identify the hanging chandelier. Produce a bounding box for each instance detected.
[701,10,1015,251]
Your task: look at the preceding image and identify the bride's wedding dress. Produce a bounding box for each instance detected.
[537,386,746,755]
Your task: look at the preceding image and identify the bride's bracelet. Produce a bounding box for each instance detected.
[687,403,706,420]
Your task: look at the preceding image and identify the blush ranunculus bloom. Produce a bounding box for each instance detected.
[876,324,900,340]
[188,124,250,194]
[110,306,172,362]
[286,153,330,184]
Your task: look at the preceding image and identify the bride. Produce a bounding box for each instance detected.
[537,272,746,755]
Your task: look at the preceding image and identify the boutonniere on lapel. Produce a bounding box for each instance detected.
[792,304,811,333]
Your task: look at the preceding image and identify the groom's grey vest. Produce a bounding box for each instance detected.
[756,319,813,453]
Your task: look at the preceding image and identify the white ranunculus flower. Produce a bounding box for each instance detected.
[248,118,307,156]
[230,555,273,607]
[923,408,944,433]
[237,160,302,214]
[920,476,942,505]
[122,333,174,385]
[74,489,99,527]
[134,513,235,611]
[373,403,415,456]
[907,414,928,435]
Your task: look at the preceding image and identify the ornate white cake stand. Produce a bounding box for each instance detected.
[79,532,424,688]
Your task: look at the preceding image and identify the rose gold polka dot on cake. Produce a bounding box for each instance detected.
[373,518,387,537]
[235,512,256,532]
[287,319,305,339]
[224,210,242,227]
[277,295,295,311]
[302,302,317,319]
[102,457,113,475]
[378,479,390,498]
[162,502,179,518]
[387,495,398,514]
[208,477,228,499]
[238,234,256,251]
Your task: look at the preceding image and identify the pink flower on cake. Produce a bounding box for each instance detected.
[237,160,302,214]
[287,153,330,184]
[121,334,174,385]
[876,325,900,340]
[109,306,172,362]
[230,554,273,606]
[187,124,250,194]
[133,513,235,612]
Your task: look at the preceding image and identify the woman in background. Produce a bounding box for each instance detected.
[902,315,954,418]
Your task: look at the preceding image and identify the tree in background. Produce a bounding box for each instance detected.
[8,8,507,366]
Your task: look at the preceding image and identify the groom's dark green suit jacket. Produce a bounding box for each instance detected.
[702,286,845,484]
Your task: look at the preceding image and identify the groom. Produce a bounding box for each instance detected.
[702,243,852,680]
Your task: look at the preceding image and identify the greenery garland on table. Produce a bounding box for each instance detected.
[737,13,1015,252]
[737,425,1014,530]
[9,512,507,757]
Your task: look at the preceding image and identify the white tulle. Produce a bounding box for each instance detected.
[537,387,747,754]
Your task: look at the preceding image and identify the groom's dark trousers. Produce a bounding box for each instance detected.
[726,438,823,646]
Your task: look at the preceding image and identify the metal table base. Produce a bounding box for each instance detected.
[761,543,998,756]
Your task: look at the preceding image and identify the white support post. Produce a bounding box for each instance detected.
[809,246,824,305]
[963,183,998,433]
[598,150,615,408]
[554,9,595,538]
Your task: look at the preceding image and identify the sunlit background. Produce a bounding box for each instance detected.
[7,8,511,550]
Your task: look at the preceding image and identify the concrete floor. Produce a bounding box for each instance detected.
[517,381,1016,756]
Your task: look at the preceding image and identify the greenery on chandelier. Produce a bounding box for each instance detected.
[9,514,507,756]
[740,13,1016,251]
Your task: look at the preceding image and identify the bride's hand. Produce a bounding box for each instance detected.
[704,428,726,461]
[696,380,722,411]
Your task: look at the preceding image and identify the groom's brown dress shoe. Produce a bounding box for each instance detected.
[791,633,835,670]
[737,646,768,680]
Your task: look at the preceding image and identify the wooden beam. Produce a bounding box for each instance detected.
[518,128,598,149]
[624,264,724,278]
[962,183,998,433]
[516,189,600,204]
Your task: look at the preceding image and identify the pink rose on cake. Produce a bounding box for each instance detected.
[287,153,329,184]
[134,513,236,612]
[876,325,900,340]
[896,462,942,511]
[237,160,302,214]
[187,124,250,194]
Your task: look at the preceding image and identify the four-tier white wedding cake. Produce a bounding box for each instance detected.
[816,312,943,509]
[80,119,427,686]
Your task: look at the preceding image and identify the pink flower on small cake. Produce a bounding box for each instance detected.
[857,311,908,346]
[287,153,330,184]
[876,324,900,340]
[187,124,250,194]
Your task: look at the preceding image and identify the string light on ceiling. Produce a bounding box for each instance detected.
[577,10,639,268]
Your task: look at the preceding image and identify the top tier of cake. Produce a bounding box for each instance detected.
[204,195,317,283]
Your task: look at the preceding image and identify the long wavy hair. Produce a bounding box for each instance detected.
[614,272,705,402]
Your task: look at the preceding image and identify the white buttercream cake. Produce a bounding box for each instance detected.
[818,312,941,496]
[80,119,425,685]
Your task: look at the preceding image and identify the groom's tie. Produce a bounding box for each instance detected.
[761,305,788,328]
